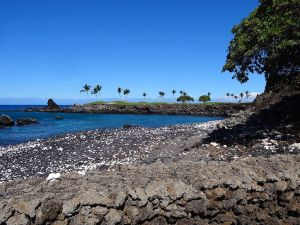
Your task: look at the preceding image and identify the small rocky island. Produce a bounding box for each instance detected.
[26,99,251,117]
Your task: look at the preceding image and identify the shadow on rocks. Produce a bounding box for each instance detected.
[204,94,300,147]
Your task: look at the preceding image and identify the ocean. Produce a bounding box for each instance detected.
[0,105,223,146]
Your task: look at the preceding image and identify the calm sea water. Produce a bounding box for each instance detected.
[0,105,223,146]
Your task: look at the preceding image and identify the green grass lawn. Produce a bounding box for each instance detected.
[86,101,106,105]
[86,101,252,106]
[87,101,169,106]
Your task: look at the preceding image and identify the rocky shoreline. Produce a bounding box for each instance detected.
[1,113,299,183]
[1,98,300,224]
[25,102,251,117]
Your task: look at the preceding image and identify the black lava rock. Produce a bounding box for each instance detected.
[48,99,60,110]
[16,118,38,126]
[122,124,139,129]
[0,115,15,126]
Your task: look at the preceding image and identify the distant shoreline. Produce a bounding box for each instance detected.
[25,102,252,117]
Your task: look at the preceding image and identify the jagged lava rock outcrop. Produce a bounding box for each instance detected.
[0,115,15,127]
[26,99,60,112]
[16,118,38,126]
[47,98,60,110]
[1,154,300,225]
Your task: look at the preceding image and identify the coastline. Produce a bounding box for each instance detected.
[0,120,220,182]
[1,107,300,224]
[25,102,252,117]
[1,111,299,182]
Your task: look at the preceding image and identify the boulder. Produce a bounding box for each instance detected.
[16,118,38,126]
[0,115,15,127]
[104,209,122,225]
[48,99,60,110]
[122,124,139,129]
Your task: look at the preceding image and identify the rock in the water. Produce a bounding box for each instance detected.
[0,115,15,126]
[122,124,139,129]
[16,118,38,126]
[55,116,64,120]
[48,99,60,110]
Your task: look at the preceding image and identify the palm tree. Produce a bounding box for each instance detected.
[172,90,176,98]
[96,85,102,96]
[91,87,99,97]
[226,93,230,102]
[80,84,91,96]
[118,87,122,99]
[208,92,211,97]
[245,91,250,101]
[91,85,102,97]
[123,89,130,98]
[234,95,238,102]
[143,92,147,99]
[179,91,187,97]
[159,91,165,100]
[240,92,244,102]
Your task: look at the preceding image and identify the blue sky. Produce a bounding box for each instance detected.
[0,0,264,104]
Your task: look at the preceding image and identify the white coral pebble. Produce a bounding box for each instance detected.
[210,142,218,147]
[46,173,61,181]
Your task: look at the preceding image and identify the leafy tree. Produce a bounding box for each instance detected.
[222,0,300,83]
[208,92,211,97]
[118,87,122,98]
[177,95,194,103]
[123,89,130,98]
[143,92,147,98]
[80,84,91,96]
[199,95,211,103]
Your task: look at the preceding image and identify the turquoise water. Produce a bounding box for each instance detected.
[0,105,223,146]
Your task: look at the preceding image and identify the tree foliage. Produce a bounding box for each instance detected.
[123,89,130,98]
[80,84,91,95]
[118,87,122,97]
[199,95,211,103]
[177,95,194,103]
[159,91,165,98]
[223,0,300,83]
[91,85,102,97]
